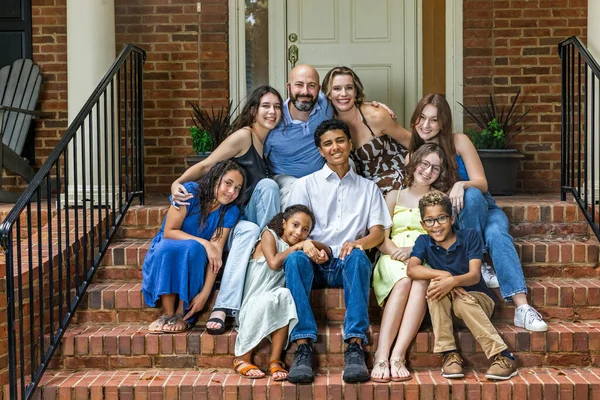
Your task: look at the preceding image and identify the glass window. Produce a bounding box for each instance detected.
[245,0,269,94]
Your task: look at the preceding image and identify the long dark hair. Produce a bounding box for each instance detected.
[229,85,284,133]
[403,143,454,193]
[267,204,316,240]
[321,66,366,108]
[409,94,459,183]
[196,160,246,240]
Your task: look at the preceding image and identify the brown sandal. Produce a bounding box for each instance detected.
[148,315,171,334]
[268,360,288,381]
[233,358,265,379]
[390,358,412,382]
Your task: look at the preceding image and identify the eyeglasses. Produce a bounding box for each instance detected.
[422,215,450,227]
[419,160,442,175]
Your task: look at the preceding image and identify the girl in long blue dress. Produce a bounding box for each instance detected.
[142,160,246,333]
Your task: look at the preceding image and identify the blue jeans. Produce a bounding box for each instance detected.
[243,178,280,230]
[213,179,280,315]
[283,249,372,344]
[457,188,527,300]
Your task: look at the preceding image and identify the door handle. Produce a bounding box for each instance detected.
[288,44,298,68]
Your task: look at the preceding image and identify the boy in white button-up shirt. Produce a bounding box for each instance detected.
[284,119,392,384]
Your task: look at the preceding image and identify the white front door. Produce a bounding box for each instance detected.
[281,0,420,124]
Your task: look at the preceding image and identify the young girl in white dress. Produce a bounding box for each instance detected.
[233,204,329,381]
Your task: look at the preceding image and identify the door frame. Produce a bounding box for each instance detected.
[228,0,463,131]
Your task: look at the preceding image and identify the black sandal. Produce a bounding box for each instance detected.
[206,307,228,335]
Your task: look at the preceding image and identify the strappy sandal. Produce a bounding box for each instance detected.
[206,307,228,335]
[268,360,288,381]
[162,314,192,334]
[370,359,391,383]
[233,358,265,379]
[390,358,412,382]
[148,315,171,334]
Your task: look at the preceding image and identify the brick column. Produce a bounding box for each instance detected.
[66,0,116,204]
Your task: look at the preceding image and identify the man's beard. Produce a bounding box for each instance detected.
[290,93,316,112]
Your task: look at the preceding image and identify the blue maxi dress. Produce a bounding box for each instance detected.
[141,182,240,313]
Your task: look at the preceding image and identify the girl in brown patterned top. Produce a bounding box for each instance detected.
[322,67,411,195]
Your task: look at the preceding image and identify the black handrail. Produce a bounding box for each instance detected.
[0,44,146,399]
[559,36,600,241]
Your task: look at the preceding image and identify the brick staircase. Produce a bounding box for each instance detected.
[32,195,600,399]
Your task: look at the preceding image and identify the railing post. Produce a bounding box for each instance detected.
[560,41,567,201]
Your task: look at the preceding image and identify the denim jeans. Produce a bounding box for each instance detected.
[283,249,372,344]
[213,179,280,315]
[457,188,527,300]
[243,178,280,230]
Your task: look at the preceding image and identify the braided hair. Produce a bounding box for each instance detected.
[195,160,246,240]
[266,204,316,239]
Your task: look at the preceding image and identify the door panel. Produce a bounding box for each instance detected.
[287,0,407,121]
[0,0,32,68]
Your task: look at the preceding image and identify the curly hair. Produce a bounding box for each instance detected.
[229,85,284,134]
[418,190,453,219]
[266,204,316,239]
[321,66,366,108]
[314,118,351,147]
[195,160,246,240]
[409,94,459,184]
[403,143,454,193]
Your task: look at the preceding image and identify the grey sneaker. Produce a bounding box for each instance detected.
[481,262,499,288]
[485,354,518,380]
[441,352,464,379]
[287,343,314,384]
[343,342,370,382]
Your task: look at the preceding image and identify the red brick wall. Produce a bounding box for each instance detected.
[114,0,229,194]
[462,0,587,192]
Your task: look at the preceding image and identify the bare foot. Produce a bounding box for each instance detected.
[370,359,390,382]
[233,359,265,378]
[390,358,411,381]
[148,314,171,333]
[206,309,226,331]
[162,315,191,333]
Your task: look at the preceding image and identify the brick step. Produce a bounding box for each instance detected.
[118,195,592,239]
[28,367,600,400]
[54,322,600,370]
[96,237,599,281]
[75,279,600,326]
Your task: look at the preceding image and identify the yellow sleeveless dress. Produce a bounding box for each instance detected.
[372,205,426,305]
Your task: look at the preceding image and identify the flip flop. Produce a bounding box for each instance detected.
[148,315,171,334]
[268,360,288,381]
[233,358,265,379]
[206,307,228,335]
[390,358,412,382]
[370,359,391,383]
[162,314,192,334]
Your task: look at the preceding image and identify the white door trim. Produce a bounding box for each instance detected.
[228,0,463,129]
[446,0,463,132]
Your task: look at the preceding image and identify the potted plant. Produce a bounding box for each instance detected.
[185,101,235,167]
[458,89,530,196]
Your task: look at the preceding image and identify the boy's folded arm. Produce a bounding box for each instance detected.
[407,256,451,280]
[452,259,483,288]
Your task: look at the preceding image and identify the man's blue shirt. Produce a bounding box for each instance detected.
[411,229,493,298]
[264,92,333,178]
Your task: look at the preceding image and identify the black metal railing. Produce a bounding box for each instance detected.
[0,44,146,399]
[559,36,600,241]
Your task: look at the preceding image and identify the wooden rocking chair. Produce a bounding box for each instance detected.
[0,59,44,202]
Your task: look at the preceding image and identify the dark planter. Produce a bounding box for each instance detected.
[477,149,525,196]
[185,152,211,167]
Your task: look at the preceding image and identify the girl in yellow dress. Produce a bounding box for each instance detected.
[371,143,453,382]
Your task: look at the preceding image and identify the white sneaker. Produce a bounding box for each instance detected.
[481,262,499,288]
[514,305,548,332]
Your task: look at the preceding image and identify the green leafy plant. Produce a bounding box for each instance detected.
[458,89,531,149]
[190,126,213,154]
[187,100,236,153]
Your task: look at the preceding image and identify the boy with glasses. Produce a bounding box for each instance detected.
[407,191,517,381]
